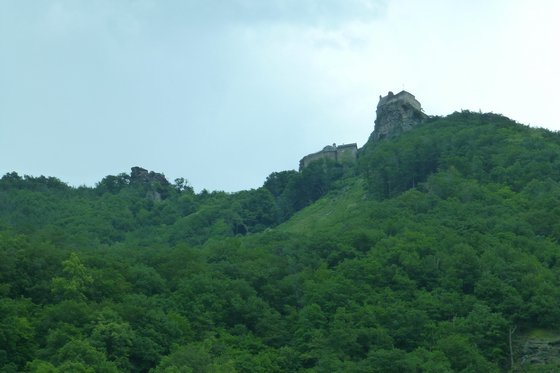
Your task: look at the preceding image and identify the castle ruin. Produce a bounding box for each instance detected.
[298,90,426,170]
[373,90,428,141]
[299,143,358,171]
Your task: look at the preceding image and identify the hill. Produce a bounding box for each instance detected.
[1,111,560,372]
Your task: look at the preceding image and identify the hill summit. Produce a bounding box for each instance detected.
[299,90,426,170]
[372,90,428,141]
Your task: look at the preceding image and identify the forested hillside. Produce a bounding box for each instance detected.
[2,111,560,372]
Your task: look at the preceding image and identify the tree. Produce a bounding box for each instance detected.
[90,309,134,370]
[51,253,93,301]
[436,334,498,373]
[174,177,194,194]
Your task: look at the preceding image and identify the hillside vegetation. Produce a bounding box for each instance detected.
[1,111,560,372]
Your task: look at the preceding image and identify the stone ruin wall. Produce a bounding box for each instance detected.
[299,144,358,171]
[336,144,358,163]
[299,149,337,170]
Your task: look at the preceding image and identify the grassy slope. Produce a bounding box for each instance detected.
[279,177,367,235]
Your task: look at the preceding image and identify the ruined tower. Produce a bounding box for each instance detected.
[373,91,428,141]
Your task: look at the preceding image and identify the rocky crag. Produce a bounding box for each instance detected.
[372,90,428,141]
[130,166,170,201]
[518,333,560,368]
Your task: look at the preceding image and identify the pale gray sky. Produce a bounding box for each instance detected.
[1,0,559,191]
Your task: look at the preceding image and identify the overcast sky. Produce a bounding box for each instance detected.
[1,0,559,192]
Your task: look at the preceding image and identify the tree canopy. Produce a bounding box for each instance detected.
[1,111,560,371]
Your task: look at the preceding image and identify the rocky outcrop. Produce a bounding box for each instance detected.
[372,91,428,141]
[130,167,170,201]
[520,335,560,366]
[130,167,169,186]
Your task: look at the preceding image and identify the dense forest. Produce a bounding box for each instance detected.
[2,111,560,372]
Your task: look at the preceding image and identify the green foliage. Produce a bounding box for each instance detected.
[51,253,93,301]
[264,160,346,222]
[360,111,560,199]
[2,112,560,371]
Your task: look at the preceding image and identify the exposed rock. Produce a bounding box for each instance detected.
[373,90,428,141]
[130,167,170,201]
[519,335,560,367]
[130,167,170,186]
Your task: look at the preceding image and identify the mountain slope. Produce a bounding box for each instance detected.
[1,111,560,372]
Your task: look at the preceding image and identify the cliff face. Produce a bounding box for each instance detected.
[373,91,428,141]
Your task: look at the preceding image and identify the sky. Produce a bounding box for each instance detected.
[1,0,559,192]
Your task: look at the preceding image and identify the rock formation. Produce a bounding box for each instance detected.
[130,167,170,201]
[130,167,169,186]
[520,334,560,366]
[372,90,428,141]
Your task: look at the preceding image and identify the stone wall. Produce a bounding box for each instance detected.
[336,143,358,163]
[299,143,358,171]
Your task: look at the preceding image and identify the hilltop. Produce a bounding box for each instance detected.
[1,102,560,371]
